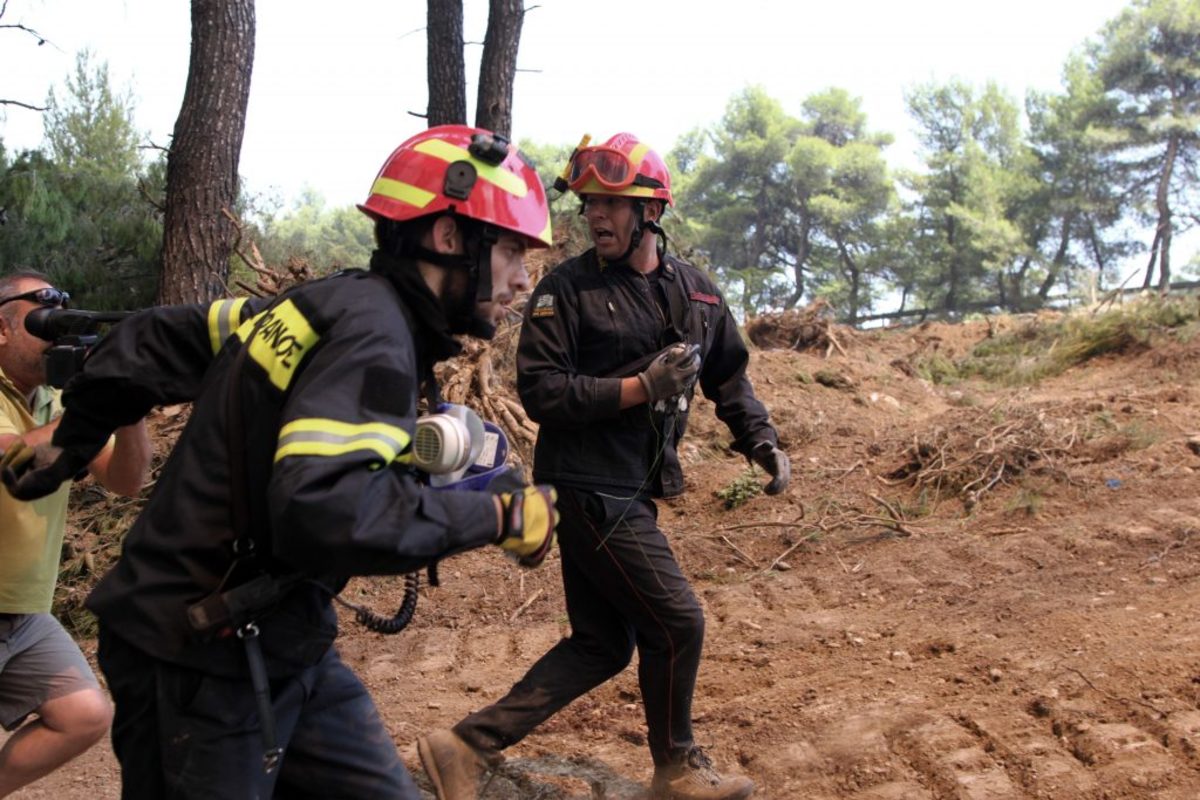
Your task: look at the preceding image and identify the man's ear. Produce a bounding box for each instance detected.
[643,200,664,223]
[429,214,461,255]
[0,314,12,346]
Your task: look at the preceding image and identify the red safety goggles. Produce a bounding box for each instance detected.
[565,146,638,192]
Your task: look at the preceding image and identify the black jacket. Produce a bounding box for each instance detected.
[70,267,497,678]
[517,249,777,497]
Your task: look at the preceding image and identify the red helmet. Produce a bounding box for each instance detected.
[359,125,552,248]
[563,132,673,206]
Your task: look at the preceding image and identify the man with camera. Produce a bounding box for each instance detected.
[0,271,150,798]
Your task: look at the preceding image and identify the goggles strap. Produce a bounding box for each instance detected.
[613,199,648,264]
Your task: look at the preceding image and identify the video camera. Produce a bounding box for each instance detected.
[24,307,132,389]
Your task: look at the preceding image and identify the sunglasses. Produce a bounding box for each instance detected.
[0,287,70,309]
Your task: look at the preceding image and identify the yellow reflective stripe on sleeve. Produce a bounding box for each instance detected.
[414,139,527,198]
[370,177,436,210]
[275,418,413,464]
[207,298,249,355]
[233,299,320,391]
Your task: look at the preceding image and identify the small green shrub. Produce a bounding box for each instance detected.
[715,469,764,510]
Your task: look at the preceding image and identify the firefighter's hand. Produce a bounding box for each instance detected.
[495,485,559,568]
[638,343,700,405]
[751,442,791,495]
[0,440,88,501]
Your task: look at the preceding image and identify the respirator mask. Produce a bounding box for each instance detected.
[412,403,512,490]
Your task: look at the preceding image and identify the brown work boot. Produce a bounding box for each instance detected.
[417,729,496,800]
[650,746,754,799]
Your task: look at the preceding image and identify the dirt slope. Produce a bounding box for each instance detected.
[9,315,1200,799]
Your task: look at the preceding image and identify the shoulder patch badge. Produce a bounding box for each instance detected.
[531,293,555,318]
[688,290,720,306]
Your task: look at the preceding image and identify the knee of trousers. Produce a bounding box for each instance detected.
[666,605,706,650]
[587,638,636,681]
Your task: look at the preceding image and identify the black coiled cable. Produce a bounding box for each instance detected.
[332,563,440,635]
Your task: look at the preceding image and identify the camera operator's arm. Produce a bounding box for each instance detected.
[85,421,151,497]
[0,423,55,452]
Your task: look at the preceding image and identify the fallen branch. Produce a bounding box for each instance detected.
[762,531,822,574]
[718,511,806,532]
[719,535,759,569]
[508,588,544,622]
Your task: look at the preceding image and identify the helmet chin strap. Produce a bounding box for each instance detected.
[463,224,499,339]
[611,199,651,265]
[402,219,500,339]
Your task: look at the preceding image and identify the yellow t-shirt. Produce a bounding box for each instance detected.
[0,369,71,614]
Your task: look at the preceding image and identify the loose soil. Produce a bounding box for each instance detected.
[9,314,1200,799]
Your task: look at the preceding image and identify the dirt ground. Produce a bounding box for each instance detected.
[8,313,1200,799]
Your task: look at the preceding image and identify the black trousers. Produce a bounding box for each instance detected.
[97,625,419,799]
[455,486,705,766]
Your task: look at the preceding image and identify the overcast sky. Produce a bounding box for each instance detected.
[0,0,1138,211]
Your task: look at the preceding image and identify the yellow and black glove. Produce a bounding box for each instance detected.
[496,485,559,568]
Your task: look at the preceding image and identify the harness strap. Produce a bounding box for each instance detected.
[227,316,286,773]
[238,622,284,773]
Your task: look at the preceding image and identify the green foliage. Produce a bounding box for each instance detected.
[919,297,1200,386]
[1088,0,1200,288]
[814,368,854,390]
[715,468,764,510]
[44,51,141,178]
[516,138,591,249]
[252,187,374,274]
[904,80,1041,313]
[1004,484,1045,517]
[916,353,961,384]
[0,51,161,310]
[677,86,895,321]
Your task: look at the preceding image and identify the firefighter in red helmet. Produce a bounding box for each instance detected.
[418,133,788,799]
[0,125,558,799]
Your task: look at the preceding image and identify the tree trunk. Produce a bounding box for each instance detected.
[474,0,523,137]
[426,0,466,127]
[835,238,860,324]
[1038,216,1073,300]
[1153,134,1179,294]
[158,0,255,305]
[943,214,960,312]
[783,213,812,310]
[1141,228,1161,290]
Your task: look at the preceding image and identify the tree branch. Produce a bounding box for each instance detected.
[0,98,46,111]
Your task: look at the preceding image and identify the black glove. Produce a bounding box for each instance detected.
[751,442,791,495]
[0,440,93,501]
[638,343,701,405]
[496,485,559,568]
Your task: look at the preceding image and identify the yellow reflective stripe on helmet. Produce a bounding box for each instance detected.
[414,139,527,198]
[207,298,248,355]
[627,142,650,168]
[370,177,436,209]
[234,299,320,391]
[275,418,413,464]
[535,215,552,246]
